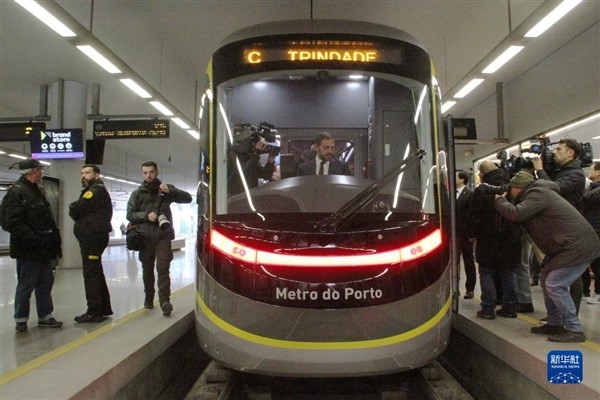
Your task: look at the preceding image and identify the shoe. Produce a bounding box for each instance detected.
[539,317,547,324]
[38,317,63,328]
[515,303,534,313]
[586,293,600,304]
[476,310,495,320]
[531,324,565,335]
[15,322,27,332]
[496,308,517,318]
[463,291,474,299]
[548,330,586,343]
[144,300,154,309]
[161,301,173,316]
[74,313,107,323]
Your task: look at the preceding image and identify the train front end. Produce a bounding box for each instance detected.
[195,20,454,377]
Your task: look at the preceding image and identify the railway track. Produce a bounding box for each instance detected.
[185,360,474,400]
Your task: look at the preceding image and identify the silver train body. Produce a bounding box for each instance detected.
[195,19,455,377]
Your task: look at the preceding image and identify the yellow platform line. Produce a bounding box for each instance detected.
[0,285,191,386]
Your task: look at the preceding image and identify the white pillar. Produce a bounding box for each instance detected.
[47,80,88,269]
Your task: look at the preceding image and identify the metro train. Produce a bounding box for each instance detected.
[194,19,456,377]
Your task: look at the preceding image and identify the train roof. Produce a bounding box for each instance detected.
[220,19,426,52]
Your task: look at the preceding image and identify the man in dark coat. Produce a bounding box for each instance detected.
[532,138,586,314]
[582,161,600,304]
[297,132,351,176]
[69,164,114,323]
[495,171,600,342]
[455,170,476,299]
[0,159,63,332]
[127,161,192,316]
[468,161,520,319]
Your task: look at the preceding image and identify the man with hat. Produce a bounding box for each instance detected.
[0,158,63,332]
[494,171,600,342]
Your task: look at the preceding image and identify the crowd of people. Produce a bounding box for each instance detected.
[456,138,600,343]
[0,159,191,332]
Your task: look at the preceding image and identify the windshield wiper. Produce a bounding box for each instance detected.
[315,149,426,232]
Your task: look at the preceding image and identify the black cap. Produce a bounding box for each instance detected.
[14,158,45,171]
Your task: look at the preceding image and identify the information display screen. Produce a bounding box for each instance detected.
[0,122,46,142]
[30,128,84,159]
[93,119,169,139]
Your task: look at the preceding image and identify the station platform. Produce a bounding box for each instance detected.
[0,242,598,399]
[0,239,198,399]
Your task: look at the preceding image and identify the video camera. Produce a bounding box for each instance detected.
[232,121,280,156]
[496,137,594,179]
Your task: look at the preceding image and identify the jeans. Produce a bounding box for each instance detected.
[14,258,55,322]
[514,232,533,303]
[540,262,589,332]
[479,264,517,312]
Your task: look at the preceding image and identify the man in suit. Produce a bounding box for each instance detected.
[456,169,477,299]
[297,132,351,176]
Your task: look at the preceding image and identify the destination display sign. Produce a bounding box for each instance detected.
[30,128,84,159]
[93,119,169,139]
[0,122,46,142]
[242,40,404,65]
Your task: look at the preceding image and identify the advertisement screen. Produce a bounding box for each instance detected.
[30,128,85,159]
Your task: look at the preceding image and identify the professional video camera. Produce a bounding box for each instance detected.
[496,137,554,178]
[477,182,510,195]
[232,121,280,156]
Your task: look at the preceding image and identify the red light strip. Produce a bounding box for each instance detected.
[210,229,442,267]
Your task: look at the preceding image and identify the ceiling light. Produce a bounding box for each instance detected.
[77,45,121,74]
[15,0,76,37]
[524,0,582,38]
[9,153,27,160]
[187,130,200,140]
[482,46,525,74]
[120,78,151,98]
[149,101,173,116]
[441,101,456,113]
[349,75,364,79]
[454,79,484,98]
[172,117,190,130]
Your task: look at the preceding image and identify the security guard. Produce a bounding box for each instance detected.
[69,164,114,323]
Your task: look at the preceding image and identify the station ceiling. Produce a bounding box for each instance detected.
[1,0,598,193]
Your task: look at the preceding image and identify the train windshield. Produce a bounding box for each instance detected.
[213,71,437,224]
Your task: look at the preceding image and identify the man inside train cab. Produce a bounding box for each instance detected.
[297,132,352,176]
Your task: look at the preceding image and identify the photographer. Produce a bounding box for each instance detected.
[468,160,520,319]
[532,138,586,316]
[532,138,585,209]
[494,171,600,342]
[127,161,192,316]
[228,123,278,195]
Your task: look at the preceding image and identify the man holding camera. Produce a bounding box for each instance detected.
[494,171,600,342]
[532,138,586,315]
[228,123,278,195]
[127,161,192,316]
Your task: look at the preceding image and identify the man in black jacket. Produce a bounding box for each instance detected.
[127,161,192,316]
[468,161,520,319]
[297,132,352,176]
[455,170,476,299]
[69,164,114,323]
[0,159,63,332]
